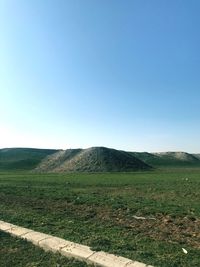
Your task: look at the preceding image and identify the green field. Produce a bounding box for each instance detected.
[1,169,200,266]
[0,230,88,267]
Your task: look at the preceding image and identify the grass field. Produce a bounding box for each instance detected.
[0,230,88,267]
[0,169,200,266]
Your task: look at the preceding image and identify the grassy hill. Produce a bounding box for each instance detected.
[130,151,200,168]
[1,147,200,171]
[0,148,58,171]
[193,154,200,160]
[35,147,151,173]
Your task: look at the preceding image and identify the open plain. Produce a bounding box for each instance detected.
[1,168,200,266]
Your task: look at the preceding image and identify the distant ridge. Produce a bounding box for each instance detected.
[34,147,151,173]
[130,151,200,168]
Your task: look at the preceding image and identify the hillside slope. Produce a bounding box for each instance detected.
[35,149,82,172]
[130,151,200,167]
[0,148,58,171]
[193,154,200,160]
[35,147,151,173]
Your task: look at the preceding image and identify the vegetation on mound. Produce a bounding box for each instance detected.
[34,148,83,172]
[35,147,151,173]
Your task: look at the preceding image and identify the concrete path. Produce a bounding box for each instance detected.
[0,220,153,267]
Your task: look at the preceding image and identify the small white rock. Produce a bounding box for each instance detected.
[182,248,188,254]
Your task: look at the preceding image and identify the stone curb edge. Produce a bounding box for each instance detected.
[0,220,154,267]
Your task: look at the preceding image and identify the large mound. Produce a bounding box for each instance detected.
[35,149,82,172]
[130,151,200,167]
[35,147,151,173]
[0,148,58,171]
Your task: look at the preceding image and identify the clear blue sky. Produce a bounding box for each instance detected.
[1,0,200,152]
